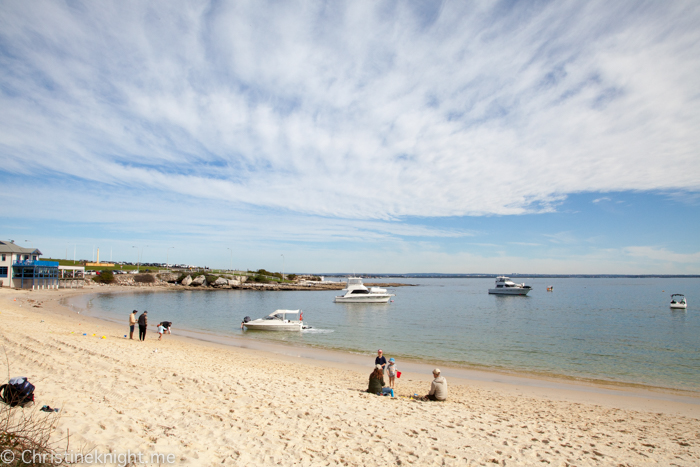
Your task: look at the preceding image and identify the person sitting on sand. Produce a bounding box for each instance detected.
[367,364,394,398]
[424,368,447,401]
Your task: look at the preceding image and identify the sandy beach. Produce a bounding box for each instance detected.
[2,286,699,466]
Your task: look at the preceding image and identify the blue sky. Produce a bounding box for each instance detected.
[1,0,699,274]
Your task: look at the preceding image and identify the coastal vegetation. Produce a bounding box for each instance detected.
[91,270,115,284]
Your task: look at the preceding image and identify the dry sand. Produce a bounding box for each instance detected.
[1,286,699,466]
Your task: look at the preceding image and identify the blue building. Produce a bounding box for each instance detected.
[0,240,59,289]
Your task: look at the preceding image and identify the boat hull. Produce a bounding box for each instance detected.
[670,303,687,309]
[488,288,531,296]
[243,322,303,331]
[334,296,393,303]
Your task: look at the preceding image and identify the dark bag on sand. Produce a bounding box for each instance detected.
[0,377,35,407]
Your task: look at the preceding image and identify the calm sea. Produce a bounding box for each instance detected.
[67,277,700,392]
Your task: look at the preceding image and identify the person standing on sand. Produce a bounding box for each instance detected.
[424,368,448,401]
[129,310,138,340]
[375,349,387,373]
[138,311,148,341]
[387,358,397,389]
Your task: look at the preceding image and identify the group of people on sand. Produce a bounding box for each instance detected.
[367,349,448,401]
[128,310,172,341]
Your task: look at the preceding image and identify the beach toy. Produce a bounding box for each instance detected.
[124,335,127,338]
[396,371,402,378]
[101,336,106,339]
[83,333,86,336]
[92,334,96,336]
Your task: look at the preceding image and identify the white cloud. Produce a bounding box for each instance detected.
[624,246,700,264]
[1,0,699,222]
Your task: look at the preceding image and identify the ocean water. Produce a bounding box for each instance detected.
[68,277,700,392]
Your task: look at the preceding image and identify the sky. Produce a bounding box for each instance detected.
[1,0,699,274]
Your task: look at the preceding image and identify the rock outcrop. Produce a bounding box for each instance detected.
[212,277,229,287]
[181,275,193,286]
[191,275,206,286]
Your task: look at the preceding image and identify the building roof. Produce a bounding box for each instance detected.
[0,240,42,255]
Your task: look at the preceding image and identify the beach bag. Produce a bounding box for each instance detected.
[0,377,35,407]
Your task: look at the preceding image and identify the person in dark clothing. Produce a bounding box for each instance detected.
[375,349,387,372]
[138,311,148,341]
[158,321,172,334]
[367,364,394,397]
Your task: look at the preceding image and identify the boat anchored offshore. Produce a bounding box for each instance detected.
[241,310,311,331]
[670,294,687,310]
[334,277,395,303]
[488,276,532,295]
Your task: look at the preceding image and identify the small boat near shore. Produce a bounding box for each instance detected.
[488,276,532,295]
[334,277,395,303]
[670,294,687,310]
[241,310,311,331]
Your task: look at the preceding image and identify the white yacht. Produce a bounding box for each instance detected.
[241,310,309,331]
[334,277,395,303]
[670,294,687,310]
[488,276,532,295]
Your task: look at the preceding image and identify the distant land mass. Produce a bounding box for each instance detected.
[318,273,700,279]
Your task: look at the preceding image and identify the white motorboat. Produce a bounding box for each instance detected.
[241,310,309,331]
[488,276,532,295]
[334,277,395,303]
[670,294,687,310]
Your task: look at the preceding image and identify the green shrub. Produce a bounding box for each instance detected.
[92,270,115,284]
[134,274,156,283]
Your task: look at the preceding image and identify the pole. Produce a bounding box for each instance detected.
[281,254,285,282]
[132,246,139,272]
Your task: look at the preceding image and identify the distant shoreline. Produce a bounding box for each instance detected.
[323,274,700,279]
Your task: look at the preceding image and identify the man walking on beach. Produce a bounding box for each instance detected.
[138,311,148,341]
[129,310,138,340]
[424,368,448,401]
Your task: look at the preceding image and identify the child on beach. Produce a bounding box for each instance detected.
[387,358,397,388]
[157,323,165,341]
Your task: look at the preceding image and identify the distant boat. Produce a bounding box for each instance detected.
[547,286,553,292]
[488,276,532,295]
[670,294,687,310]
[334,277,395,303]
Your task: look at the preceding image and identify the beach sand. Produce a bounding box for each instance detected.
[1,286,699,466]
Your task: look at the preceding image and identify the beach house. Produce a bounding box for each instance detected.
[0,240,59,289]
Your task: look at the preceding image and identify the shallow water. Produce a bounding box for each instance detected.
[69,277,700,391]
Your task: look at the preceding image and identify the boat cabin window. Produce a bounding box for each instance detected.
[351,289,369,294]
